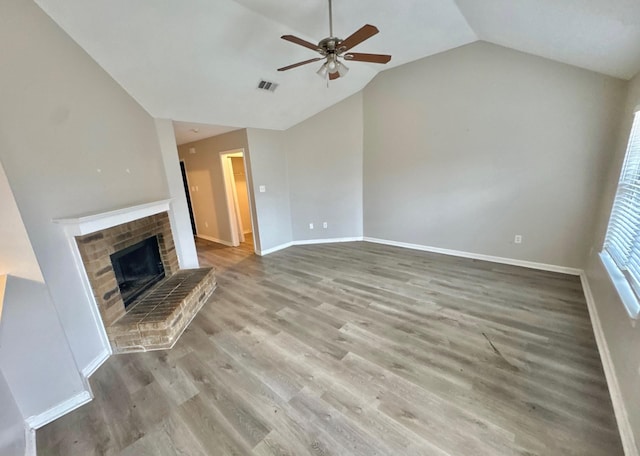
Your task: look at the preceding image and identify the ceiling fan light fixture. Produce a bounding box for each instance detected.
[336,60,349,77]
[316,62,329,79]
[327,54,338,72]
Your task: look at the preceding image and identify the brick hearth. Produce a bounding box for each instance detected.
[107,268,216,353]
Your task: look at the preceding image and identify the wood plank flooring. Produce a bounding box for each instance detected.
[36,238,623,455]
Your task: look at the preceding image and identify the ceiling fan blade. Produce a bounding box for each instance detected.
[338,24,379,52]
[278,57,323,72]
[281,35,321,52]
[344,52,391,64]
[329,72,340,80]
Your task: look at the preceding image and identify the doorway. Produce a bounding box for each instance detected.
[219,150,254,248]
[179,161,197,235]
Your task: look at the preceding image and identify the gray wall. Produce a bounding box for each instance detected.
[285,93,364,241]
[363,42,626,268]
[155,118,199,269]
[0,0,170,374]
[0,370,24,456]
[178,92,365,253]
[584,71,640,451]
[245,129,293,253]
[177,130,250,245]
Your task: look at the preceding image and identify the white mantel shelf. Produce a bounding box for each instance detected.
[53,199,172,236]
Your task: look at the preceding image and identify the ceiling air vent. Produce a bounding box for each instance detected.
[257,80,278,92]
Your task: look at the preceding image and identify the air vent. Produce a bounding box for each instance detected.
[257,80,278,92]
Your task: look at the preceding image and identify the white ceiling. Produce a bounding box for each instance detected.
[455,0,640,80]
[173,122,240,146]
[34,0,640,131]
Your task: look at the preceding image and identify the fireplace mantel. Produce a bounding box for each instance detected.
[53,199,172,235]
[52,199,174,363]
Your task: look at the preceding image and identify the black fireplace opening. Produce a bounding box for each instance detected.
[110,236,165,308]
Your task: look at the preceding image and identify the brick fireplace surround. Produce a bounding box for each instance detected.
[76,212,179,326]
[56,201,216,354]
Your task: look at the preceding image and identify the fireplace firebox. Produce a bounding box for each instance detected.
[110,235,165,308]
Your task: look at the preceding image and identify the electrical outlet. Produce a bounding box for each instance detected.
[259,185,266,193]
[514,235,522,244]
[309,223,314,230]
[323,222,328,229]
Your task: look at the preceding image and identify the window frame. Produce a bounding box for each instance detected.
[601,108,640,320]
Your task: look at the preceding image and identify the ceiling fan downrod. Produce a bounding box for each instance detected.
[328,0,334,38]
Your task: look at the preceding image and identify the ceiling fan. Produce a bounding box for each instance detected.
[277,0,392,80]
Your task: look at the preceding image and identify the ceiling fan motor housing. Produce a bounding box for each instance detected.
[318,37,343,55]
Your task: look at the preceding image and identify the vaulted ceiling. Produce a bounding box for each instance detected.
[35,0,640,130]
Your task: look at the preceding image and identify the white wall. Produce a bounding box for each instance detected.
[177,130,250,245]
[0,0,170,373]
[285,93,364,241]
[363,41,626,268]
[0,278,85,419]
[584,71,640,453]
[0,370,24,456]
[0,162,84,422]
[245,129,293,253]
[0,163,42,284]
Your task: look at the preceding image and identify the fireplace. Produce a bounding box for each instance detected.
[110,236,165,308]
[56,204,217,353]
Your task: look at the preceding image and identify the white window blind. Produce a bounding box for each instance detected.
[602,110,640,318]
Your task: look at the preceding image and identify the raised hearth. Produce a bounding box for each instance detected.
[107,268,216,352]
[55,201,216,354]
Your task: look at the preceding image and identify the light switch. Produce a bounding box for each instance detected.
[259,185,266,193]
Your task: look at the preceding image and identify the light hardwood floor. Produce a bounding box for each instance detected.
[37,238,623,455]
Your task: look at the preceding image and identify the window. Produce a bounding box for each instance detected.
[601,109,640,319]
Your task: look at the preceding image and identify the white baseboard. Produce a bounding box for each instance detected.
[256,236,580,277]
[580,273,638,456]
[257,237,364,256]
[22,351,110,453]
[256,242,293,256]
[363,237,582,275]
[81,348,110,379]
[293,236,363,246]
[25,390,92,430]
[196,234,234,247]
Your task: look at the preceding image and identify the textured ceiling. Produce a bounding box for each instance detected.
[34,0,640,131]
[455,0,640,80]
